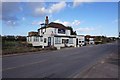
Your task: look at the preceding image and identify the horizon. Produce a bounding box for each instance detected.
[1,1,119,37]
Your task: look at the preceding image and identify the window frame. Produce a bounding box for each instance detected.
[69,38,73,44]
[58,29,66,34]
[55,37,61,44]
[44,38,47,43]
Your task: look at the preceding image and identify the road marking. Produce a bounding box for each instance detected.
[1,59,47,71]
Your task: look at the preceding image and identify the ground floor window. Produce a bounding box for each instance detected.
[40,37,43,42]
[44,38,47,43]
[27,37,29,42]
[27,37,32,42]
[30,37,32,42]
[69,38,73,44]
[55,37,61,44]
[62,39,69,44]
[79,41,84,43]
[34,37,39,42]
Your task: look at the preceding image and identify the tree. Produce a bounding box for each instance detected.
[67,26,77,35]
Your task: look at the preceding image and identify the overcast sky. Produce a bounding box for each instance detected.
[1,1,119,37]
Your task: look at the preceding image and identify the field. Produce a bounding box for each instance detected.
[2,40,57,55]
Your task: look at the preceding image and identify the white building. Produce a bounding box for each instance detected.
[85,35,95,45]
[89,37,95,44]
[27,16,80,49]
[76,35,85,47]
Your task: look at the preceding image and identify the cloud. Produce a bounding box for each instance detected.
[2,2,66,19]
[75,27,95,32]
[53,19,95,34]
[2,2,67,26]
[2,2,22,26]
[2,2,21,19]
[31,21,44,25]
[73,0,82,7]
[33,1,66,16]
[112,19,118,24]
[34,7,48,16]
[3,20,19,26]
[73,0,94,7]
[54,19,71,26]
[54,19,81,26]
[49,1,66,13]
[72,20,81,26]
[22,17,26,21]
[73,0,119,7]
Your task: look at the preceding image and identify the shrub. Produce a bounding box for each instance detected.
[27,43,33,47]
[50,47,57,50]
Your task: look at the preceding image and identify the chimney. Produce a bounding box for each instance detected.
[45,16,49,25]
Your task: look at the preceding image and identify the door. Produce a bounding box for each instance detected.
[48,37,51,47]
[76,38,78,46]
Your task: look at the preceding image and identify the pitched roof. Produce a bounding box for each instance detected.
[39,22,70,30]
[54,35,76,38]
[85,35,95,38]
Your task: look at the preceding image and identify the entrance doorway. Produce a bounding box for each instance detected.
[62,39,68,47]
[76,38,78,46]
[48,37,51,47]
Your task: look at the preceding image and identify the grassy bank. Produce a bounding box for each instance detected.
[2,41,57,55]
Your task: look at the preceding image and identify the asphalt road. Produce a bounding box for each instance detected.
[2,42,118,78]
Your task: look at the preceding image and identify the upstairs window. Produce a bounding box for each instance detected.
[58,29,65,34]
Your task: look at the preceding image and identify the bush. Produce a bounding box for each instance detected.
[50,47,57,50]
[2,41,57,55]
[26,43,33,47]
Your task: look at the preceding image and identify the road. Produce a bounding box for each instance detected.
[2,42,118,78]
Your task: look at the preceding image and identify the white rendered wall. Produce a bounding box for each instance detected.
[39,28,71,36]
[76,35,85,46]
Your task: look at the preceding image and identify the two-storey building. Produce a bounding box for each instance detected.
[27,16,77,49]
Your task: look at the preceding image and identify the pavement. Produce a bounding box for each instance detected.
[2,41,119,78]
[78,52,119,78]
[79,41,119,78]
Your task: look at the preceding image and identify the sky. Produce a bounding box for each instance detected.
[1,0,119,37]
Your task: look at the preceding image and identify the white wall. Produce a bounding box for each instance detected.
[67,38,76,47]
[76,35,85,46]
[89,38,95,44]
[39,28,71,36]
[55,29,71,36]
[54,37,76,49]
[27,27,76,48]
[27,35,77,48]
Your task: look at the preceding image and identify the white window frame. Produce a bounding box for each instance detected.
[55,37,61,44]
[69,38,73,44]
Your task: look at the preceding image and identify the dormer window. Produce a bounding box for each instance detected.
[58,29,65,34]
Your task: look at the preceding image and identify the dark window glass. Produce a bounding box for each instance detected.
[58,29,65,34]
[55,37,61,44]
[62,39,68,44]
[44,38,46,43]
